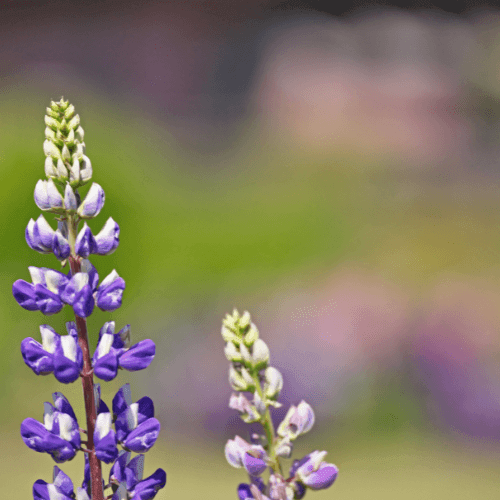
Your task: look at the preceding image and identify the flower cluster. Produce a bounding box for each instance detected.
[222,310,338,500]
[15,98,166,500]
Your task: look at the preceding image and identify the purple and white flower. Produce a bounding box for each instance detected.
[92,321,155,382]
[290,451,338,490]
[21,392,80,463]
[33,466,80,500]
[13,267,69,315]
[224,435,269,477]
[77,183,105,218]
[110,451,166,500]
[277,400,315,440]
[34,179,63,212]
[20,323,83,383]
[112,384,160,453]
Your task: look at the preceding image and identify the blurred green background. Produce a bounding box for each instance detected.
[2,2,500,499]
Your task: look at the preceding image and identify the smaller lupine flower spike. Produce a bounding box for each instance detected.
[290,451,338,490]
[94,412,118,463]
[33,466,75,500]
[94,217,120,255]
[34,179,64,213]
[113,384,161,453]
[21,392,80,463]
[224,436,269,476]
[96,270,125,311]
[277,401,315,440]
[92,321,155,381]
[13,267,69,315]
[21,324,83,383]
[61,272,94,317]
[77,183,105,219]
[75,223,98,258]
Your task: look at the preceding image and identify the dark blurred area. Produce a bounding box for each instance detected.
[2,1,500,498]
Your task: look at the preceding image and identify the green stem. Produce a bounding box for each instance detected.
[252,369,283,476]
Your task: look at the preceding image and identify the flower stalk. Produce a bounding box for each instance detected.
[14,98,166,500]
[222,309,338,500]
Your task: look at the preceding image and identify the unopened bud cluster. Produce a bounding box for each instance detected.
[14,98,166,500]
[222,310,338,500]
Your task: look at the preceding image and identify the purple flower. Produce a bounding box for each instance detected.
[94,412,118,463]
[112,384,160,453]
[291,451,338,490]
[21,392,80,463]
[13,267,69,315]
[61,272,94,317]
[224,436,269,476]
[93,321,156,381]
[95,217,120,255]
[96,270,125,311]
[21,323,83,383]
[277,400,315,440]
[25,215,70,260]
[110,452,166,500]
[75,223,98,258]
[34,179,63,211]
[33,466,75,500]
[77,183,105,218]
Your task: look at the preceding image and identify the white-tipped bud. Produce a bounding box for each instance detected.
[77,182,104,218]
[67,114,80,130]
[69,158,80,185]
[43,140,61,159]
[221,325,238,344]
[44,156,57,178]
[243,323,259,346]
[64,104,75,119]
[45,126,56,141]
[75,126,84,142]
[56,158,68,180]
[264,366,283,399]
[44,115,59,130]
[61,144,71,161]
[224,342,241,362]
[239,311,251,329]
[251,339,270,368]
[79,155,92,184]
[64,183,77,211]
[66,128,75,146]
[275,435,293,458]
[239,342,252,364]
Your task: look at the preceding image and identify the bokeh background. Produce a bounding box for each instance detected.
[2,0,500,498]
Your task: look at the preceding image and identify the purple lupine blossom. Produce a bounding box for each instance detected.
[15,98,165,500]
[221,310,338,499]
[20,323,84,383]
[112,384,161,453]
[21,392,81,463]
[92,321,155,381]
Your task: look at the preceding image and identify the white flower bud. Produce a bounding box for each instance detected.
[43,140,61,159]
[224,342,241,362]
[44,115,59,130]
[64,104,75,119]
[243,323,259,346]
[44,157,57,178]
[251,339,270,367]
[67,114,80,130]
[264,366,283,399]
[56,159,68,180]
[64,183,77,211]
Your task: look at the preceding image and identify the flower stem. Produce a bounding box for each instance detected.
[69,215,104,500]
[252,369,283,476]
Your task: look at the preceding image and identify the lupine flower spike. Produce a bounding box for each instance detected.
[14,98,166,500]
[222,310,338,500]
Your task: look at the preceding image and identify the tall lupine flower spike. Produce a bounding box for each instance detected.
[14,98,166,500]
[221,310,338,500]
